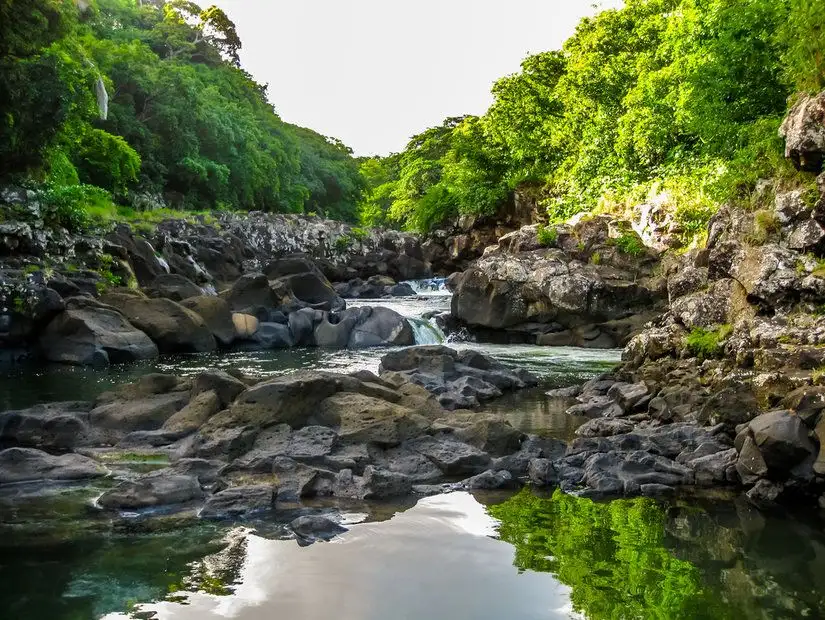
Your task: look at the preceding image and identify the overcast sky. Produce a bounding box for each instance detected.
[211,0,622,156]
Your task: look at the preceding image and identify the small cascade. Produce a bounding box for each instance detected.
[405,278,450,296]
[156,255,171,274]
[407,317,446,345]
[200,284,218,296]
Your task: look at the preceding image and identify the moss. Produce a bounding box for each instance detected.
[684,324,732,360]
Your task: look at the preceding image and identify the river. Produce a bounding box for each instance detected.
[1,288,824,619]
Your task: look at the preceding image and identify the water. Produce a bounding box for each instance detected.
[3,291,824,619]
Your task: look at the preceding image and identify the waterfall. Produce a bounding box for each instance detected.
[407,317,446,345]
[405,278,450,296]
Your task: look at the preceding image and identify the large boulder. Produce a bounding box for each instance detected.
[779,90,825,173]
[90,390,190,435]
[747,411,816,471]
[224,273,279,315]
[200,485,276,519]
[98,470,203,509]
[0,447,106,484]
[102,294,216,353]
[0,401,96,450]
[146,274,203,302]
[39,297,158,365]
[347,306,414,348]
[317,392,430,446]
[181,296,235,346]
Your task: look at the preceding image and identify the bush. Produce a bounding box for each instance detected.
[613,233,645,256]
[746,210,781,246]
[536,224,558,247]
[684,325,732,359]
[40,184,117,232]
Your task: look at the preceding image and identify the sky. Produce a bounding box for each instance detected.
[211,0,623,156]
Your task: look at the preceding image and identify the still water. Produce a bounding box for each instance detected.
[1,294,824,619]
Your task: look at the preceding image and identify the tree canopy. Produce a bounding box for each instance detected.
[0,0,363,220]
[360,0,825,233]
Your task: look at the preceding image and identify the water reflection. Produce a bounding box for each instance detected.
[490,489,825,620]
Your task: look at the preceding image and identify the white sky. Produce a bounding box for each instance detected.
[211,0,623,156]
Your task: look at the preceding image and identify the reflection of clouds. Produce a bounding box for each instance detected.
[106,492,574,620]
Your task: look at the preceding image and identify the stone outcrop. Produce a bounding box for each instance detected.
[779,91,825,173]
[450,216,664,346]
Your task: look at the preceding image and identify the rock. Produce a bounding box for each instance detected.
[200,485,276,519]
[433,412,523,456]
[103,294,216,353]
[231,425,338,471]
[318,393,430,446]
[181,296,235,346]
[225,273,278,314]
[779,90,825,172]
[347,306,414,348]
[269,456,330,501]
[460,469,517,490]
[220,371,343,429]
[405,435,491,476]
[171,458,223,485]
[90,391,190,435]
[370,446,443,482]
[276,271,344,312]
[607,382,649,411]
[98,470,203,509]
[252,321,294,349]
[39,297,158,365]
[190,371,247,408]
[689,448,738,486]
[0,447,106,484]
[290,515,348,544]
[528,458,558,485]
[747,411,816,471]
[288,308,320,345]
[333,466,413,499]
[161,390,221,434]
[736,435,769,484]
[575,418,635,438]
[232,313,259,339]
[0,401,96,450]
[263,256,324,280]
[146,274,203,301]
[193,427,258,460]
[788,219,825,253]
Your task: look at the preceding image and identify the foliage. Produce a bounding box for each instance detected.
[613,233,645,256]
[746,209,781,245]
[360,0,822,235]
[536,224,557,247]
[684,324,732,359]
[40,183,117,232]
[489,489,731,619]
[0,0,364,219]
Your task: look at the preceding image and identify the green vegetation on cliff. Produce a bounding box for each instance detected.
[0,0,363,220]
[360,0,825,233]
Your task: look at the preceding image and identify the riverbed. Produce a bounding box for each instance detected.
[2,292,824,619]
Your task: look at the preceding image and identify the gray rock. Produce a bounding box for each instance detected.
[200,485,276,519]
[333,465,413,499]
[575,418,634,438]
[98,471,203,509]
[405,435,491,476]
[171,458,223,485]
[779,90,825,172]
[347,306,414,348]
[90,391,190,435]
[181,296,235,346]
[190,371,247,408]
[0,401,95,450]
[290,515,348,544]
[39,297,158,365]
[460,469,516,490]
[607,382,649,411]
[748,410,816,471]
[736,435,769,484]
[253,322,294,349]
[147,274,203,302]
[0,447,106,484]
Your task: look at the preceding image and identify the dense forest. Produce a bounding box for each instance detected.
[0,0,364,224]
[359,0,825,235]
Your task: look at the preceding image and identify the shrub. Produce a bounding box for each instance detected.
[684,325,732,359]
[40,184,117,233]
[537,224,558,247]
[613,233,645,256]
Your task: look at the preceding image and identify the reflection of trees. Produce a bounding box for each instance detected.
[489,489,825,619]
[490,489,718,619]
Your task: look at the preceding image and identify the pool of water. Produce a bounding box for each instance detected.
[3,293,823,620]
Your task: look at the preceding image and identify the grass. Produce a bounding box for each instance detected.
[684,324,732,360]
[745,209,781,246]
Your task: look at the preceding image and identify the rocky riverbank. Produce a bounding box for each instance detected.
[0,347,551,531]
